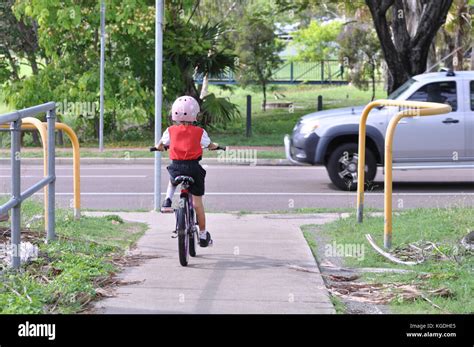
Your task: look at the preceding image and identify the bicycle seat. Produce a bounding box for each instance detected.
[174,176,194,185]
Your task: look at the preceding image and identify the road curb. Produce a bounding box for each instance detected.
[0,157,294,166]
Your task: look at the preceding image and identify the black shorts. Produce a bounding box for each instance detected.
[167,160,206,196]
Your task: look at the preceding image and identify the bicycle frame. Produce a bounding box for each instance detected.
[176,182,195,231]
[174,179,199,266]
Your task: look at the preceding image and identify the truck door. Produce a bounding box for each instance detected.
[392,81,465,162]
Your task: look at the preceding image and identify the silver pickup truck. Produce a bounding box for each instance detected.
[284,71,474,190]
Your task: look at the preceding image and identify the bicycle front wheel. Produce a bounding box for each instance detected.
[176,199,189,266]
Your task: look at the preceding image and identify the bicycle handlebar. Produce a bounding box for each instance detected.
[150,145,226,152]
[149,146,168,152]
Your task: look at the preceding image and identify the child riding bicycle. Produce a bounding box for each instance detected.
[154,96,218,247]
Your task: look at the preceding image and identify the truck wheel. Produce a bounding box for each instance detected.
[326,143,377,191]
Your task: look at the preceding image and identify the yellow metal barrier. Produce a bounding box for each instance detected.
[356,100,451,248]
[22,118,49,225]
[1,121,81,220]
[53,122,81,219]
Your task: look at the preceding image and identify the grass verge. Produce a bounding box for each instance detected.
[303,207,474,314]
[0,147,285,159]
[0,199,147,313]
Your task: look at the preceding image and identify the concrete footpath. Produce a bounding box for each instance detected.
[86,212,341,314]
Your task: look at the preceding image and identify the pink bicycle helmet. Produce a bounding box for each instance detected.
[171,96,200,122]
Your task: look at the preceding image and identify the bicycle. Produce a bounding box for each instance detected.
[150,144,226,266]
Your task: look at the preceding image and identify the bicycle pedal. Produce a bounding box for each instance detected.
[161,207,174,214]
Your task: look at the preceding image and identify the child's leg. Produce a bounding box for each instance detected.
[192,195,206,232]
[165,180,177,200]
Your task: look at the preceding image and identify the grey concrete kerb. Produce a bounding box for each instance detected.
[86,212,342,314]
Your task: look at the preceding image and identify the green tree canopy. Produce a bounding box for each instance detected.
[234,12,284,111]
[291,20,342,61]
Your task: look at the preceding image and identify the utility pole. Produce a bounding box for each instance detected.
[154,0,164,210]
[99,0,105,151]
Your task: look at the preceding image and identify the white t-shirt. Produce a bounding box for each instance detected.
[160,127,211,147]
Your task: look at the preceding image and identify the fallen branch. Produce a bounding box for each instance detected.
[426,242,449,260]
[420,294,443,311]
[23,286,32,303]
[287,264,319,273]
[365,234,425,266]
[320,260,419,274]
[323,274,360,282]
[328,281,451,306]
[2,283,23,299]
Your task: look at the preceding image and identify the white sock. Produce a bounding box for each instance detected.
[199,230,207,239]
[165,182,177,200]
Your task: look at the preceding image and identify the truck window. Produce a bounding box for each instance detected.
[388,78,416,99]
[471,81,474,111]
[407,81,457,111]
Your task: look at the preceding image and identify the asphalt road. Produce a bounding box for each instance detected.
[0,163,473,212]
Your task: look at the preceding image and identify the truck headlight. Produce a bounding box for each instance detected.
[300,121,319,135]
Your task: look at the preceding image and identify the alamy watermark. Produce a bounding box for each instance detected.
[325,241,365,261]
[217,147,258,166]
[56,99,98,118]
[18,321,55,341]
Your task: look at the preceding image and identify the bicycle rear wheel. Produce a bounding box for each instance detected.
[189,227,197,257]
[176,198,189,266]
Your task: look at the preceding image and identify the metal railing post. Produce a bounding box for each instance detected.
[317,95,323,111]
[321,61,324,82]
[246,95,252,137]
[46,109,56,241]
[10,119,21,269]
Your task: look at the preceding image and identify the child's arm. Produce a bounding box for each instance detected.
[201,129,219,150]
[154,128,170,151]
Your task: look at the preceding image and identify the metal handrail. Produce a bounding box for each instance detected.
[1,122,82,219]
[0,102,56,269]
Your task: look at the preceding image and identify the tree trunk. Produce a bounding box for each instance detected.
[31,131,41,147]
[365,0,453,94]
[453,0,468,71]
[471,44,474,70]
[4,48,20,80]
[27,52,39,75]
[262,83,267,112]
[56,131,64,147]
[200,73,210,99]
[56,114,64,146]
[426,41,438,71]
[443,28,456,70]
[370,61,376,101]
[184,75,200,101]
[94,117,99,140]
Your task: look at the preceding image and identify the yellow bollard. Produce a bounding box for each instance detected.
[382,103,451,248]
[356,101,379,223]
[53,123,81,219]
[357,100,451,249]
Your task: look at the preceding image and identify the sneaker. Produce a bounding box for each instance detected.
[199,231,212,248]
[161,198,173,213]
